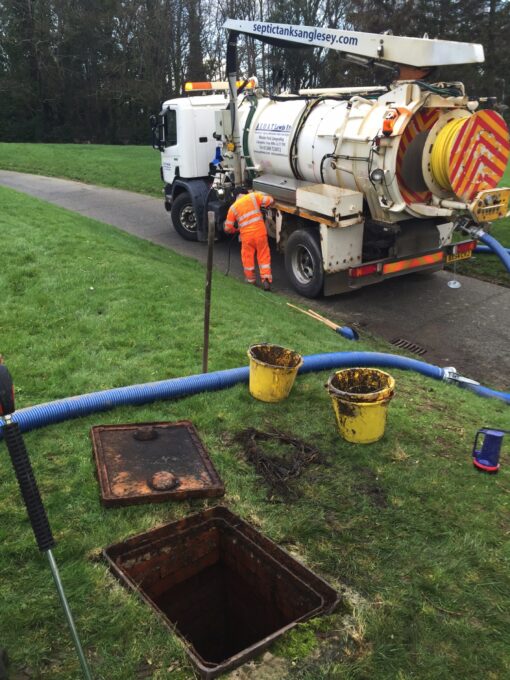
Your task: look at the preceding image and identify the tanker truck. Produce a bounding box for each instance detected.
[150,19,510,297]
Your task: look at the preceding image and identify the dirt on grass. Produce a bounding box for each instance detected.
[234,428,329,501]
[353,466,388,508]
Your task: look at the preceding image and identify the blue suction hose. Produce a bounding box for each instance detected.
[0,352,507,438]
[300,352,443,379]
[475,232,510,272]
[474,245,510,255]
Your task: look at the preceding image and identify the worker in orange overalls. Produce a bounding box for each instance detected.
[224,189,275,290]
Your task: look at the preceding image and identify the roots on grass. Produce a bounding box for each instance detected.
[234,428,328,502]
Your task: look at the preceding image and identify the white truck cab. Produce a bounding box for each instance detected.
[158,95,228,184]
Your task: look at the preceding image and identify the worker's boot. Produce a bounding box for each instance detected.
[262,279,271,292]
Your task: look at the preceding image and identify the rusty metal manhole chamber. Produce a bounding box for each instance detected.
[91,420,224,506]
[104,507,339,678]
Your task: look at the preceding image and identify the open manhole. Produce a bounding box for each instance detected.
[91,420,224,506]
[104,506,339,678]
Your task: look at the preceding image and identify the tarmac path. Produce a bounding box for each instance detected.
[1,169,509,387]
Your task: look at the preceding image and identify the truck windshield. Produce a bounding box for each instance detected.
[165,109,177,146]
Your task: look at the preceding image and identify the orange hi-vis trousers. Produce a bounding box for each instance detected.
[241,231,272,284]
[224,191,273,283]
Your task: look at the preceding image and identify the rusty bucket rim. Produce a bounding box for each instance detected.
[247,343,303,371]
[325,367,395,403]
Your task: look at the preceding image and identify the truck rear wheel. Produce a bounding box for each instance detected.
[171,192,198,241]
[285,229,324,298]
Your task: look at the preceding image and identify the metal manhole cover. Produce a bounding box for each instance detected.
[91,420,225,507]
[390,338,427,356]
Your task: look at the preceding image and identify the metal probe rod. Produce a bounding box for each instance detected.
[0,364,93,680]
[46,550,92,680]
[202,210,215,373]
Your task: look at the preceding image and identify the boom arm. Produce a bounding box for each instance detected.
[223,19,484,69]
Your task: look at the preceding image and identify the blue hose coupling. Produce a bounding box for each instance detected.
[336,326,359,341]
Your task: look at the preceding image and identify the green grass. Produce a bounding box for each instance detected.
[0,141,509,288]
[0,186,508,679]
[0,142,162,196]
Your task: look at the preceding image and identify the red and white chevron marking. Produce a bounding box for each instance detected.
[448,110,510,201]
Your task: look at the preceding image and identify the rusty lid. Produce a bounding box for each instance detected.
[91,420,225,507]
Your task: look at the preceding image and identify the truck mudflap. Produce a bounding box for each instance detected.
[337,239,478,291]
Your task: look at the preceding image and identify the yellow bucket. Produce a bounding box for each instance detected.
[325,368,395,444]
[248,344,303,403]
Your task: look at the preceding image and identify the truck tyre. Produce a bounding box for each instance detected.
[171,192,198,241]
[285,229,324,298]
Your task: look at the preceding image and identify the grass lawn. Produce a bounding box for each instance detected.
[0,141,509,288]
[0,185,508,679]
[0,142,162,197]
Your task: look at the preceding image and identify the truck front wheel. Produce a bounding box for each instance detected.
[285,229,324,298]
[171,192,198,241]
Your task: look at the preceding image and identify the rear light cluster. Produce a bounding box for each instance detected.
[348,263,382,278]
[451,240,477,255]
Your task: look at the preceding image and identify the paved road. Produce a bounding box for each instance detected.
[1,170,509,387]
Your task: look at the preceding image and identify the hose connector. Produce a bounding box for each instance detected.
[456,218,485,240]
[457,223,510,275]
[442,366,481,387]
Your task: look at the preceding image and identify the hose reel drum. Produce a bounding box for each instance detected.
[399,107,510,204]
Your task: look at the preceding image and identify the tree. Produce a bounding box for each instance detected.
[0,0,508,144]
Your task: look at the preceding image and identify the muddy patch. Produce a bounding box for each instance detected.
[226,651,289,679]
[234,428,328,501]
[353,466,387,508]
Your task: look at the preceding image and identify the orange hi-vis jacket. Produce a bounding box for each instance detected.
[224,191,273,239]
[224,191,274,284]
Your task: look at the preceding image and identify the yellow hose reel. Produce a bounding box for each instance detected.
[429,110,510,201]
[430,118,466,191]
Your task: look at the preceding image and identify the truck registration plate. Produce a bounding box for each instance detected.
[446,251,473,264]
